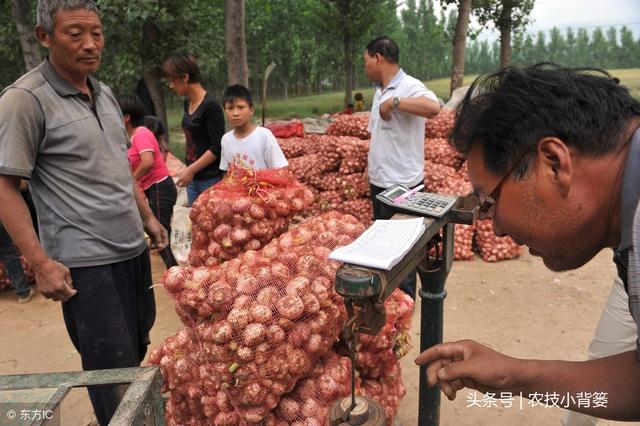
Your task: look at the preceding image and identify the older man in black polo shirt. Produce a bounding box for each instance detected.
[0,1,167,424]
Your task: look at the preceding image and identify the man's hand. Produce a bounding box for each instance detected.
[144,216,169,250]
[415,339,523,401]
[175,167,195,187]
[379,98,394,121]
[33,259,76,302]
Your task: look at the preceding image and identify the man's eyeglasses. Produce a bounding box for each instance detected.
[475,148,533,219]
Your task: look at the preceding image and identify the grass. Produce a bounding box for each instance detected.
[167,68,640,160]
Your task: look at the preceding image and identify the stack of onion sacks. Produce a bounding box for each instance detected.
[326,114,370,140]
[155,212,367,424]
[188,164,315,267]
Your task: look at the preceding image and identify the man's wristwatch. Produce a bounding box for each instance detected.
[392,96,400,109]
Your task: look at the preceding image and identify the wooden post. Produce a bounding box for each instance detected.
[262,62,276,126]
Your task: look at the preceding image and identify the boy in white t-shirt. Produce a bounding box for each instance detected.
[220,85,288,171]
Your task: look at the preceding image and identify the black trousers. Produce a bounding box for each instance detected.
[62,249,156,426]
[370,183,420,299]
[144,177,178,268]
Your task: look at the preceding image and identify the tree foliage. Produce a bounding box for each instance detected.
[465,25,640,74]
[0,0,639,102]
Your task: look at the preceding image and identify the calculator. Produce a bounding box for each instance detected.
[376,184,457,218]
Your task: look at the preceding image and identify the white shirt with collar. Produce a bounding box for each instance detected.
[367,68,438,188]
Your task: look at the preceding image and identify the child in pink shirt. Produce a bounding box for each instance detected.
[118,94,178,268]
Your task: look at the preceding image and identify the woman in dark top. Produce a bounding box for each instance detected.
[162,52,225,206]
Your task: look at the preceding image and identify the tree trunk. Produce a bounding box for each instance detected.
[344,34,353,107]
[10,0,42,71]
[499,0,513,67]
[141,20,168,143]
[450,0,472,95]
[225,0,249,87]
[283,77,288,101]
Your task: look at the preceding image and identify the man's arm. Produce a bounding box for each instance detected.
[0,175,76,301]
[131,179,168,251]
[416,339,640,421]
[380,96,441,120]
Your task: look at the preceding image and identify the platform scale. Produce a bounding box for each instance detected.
[329,187,478,426]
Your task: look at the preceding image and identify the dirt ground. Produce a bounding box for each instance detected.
[1,248,638,426]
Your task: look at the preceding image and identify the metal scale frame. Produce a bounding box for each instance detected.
[332,195,477,426]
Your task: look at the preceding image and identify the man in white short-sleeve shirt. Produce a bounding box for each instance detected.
[364,35,441,299]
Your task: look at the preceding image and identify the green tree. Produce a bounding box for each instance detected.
[519,33,535,65]
[0,0,24,89]
[575,28,590,67]
[605,27,619,68]
[401,0,421,78]
[96,0,225,133]
[619,26,638,68]
[447,0,473,94]
[564,28,576,66]
[473,0,535,67]
[318,0,387,106]
[533,30,547,63]
[546,27,566,64]
[589,27,608,67]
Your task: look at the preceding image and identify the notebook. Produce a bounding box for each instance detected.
[329,218,426,270]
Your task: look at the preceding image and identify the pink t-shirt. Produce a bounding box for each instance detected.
[127,127,170,190]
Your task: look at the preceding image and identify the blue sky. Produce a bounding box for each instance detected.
[440,0,640,42]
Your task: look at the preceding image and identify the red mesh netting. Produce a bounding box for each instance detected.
[153,211,370,424]
[425,110,455,138]
[0,255,35,292]
[266,120,305,139]
[424,137,465,169]
[188,165,315,267]
[475,219,523,261]
[277,137,307,159]
[326,115,370,140]
[358,362,406,425]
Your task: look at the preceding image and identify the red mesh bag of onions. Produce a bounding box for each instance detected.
[424,137,465,170]
[0,263,11,291]
[156,212,368,424]
[277,137,307,159]
[336,198,373,227]
[334,289,414,380]
[326,114,371,140]
[273,351,354,425]
[474,219,522,262]
[424,171,475,261]
[425,109,455,139]
[357,361,406,425]
[335,137,370,175]
[0,256,35,291]
[188,164,315,267]
[423,160,456,193]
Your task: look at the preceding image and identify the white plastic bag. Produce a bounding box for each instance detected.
[171,185,191,266]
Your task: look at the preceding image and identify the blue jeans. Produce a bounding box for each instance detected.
[187,176,222,207]
[0,223,29,297]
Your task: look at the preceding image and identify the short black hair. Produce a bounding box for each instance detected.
[223,84,253,108]
[117,94,145,127]
[451,63,640,179]
[366,36,399,64]
[162,52,202,84]
[354,92,363,101]
[143,115,166,139]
